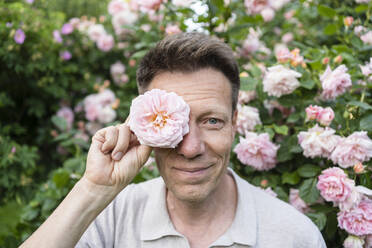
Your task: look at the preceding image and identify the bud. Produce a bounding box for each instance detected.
[260,179,268,187]
[111,99,120,109]
[343,16,354,27]
[240,71,249,77]
[129,59,136,67]
[353,162,365,174]
[11,146,16,153]
[99,15,105,23]
[322,57,329,64]
[334,55,342,64]
[343,235,364,248]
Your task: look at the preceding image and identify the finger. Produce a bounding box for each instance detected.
[101,126,118,154]
[134,145,152,171]
[112,125,131,161]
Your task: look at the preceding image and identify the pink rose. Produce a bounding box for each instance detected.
[360,58,372,82]
[97,34,114,52]
[330,131,372,168]
[361,31,372,45]
[317,107,334,126]
[305,105,323,121]
[128,89,190,148]
[137,0,163,12]
[87,24,106,42]
[108,0,128,15]
[320,65,352,100]
[343,235,365,248]
[282,32,294,43]
[61,23,73,35]
[244,0,271,14]
[298,125,341,158]
[338,197,372,236]
[317,167,354,203]
[263,65,302,97]
[238,90,256,104]
[289,188,309,213]
[233,132,279,171]
[165,24,182,35]
[261,8,275,22]
[236,105,262,134]
[56,107,74,130]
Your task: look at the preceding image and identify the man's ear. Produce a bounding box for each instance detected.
[232,109,238,139]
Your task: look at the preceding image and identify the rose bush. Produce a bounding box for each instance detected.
[1,0,372,247]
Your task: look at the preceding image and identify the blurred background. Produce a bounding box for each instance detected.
[1,0,372,247]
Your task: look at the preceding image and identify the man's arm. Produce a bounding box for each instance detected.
[20,124,152,248]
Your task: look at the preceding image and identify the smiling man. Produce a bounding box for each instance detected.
[22,33,326,248]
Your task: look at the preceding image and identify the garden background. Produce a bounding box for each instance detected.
[1,0,372,247]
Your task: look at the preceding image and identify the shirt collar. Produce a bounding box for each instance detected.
[140,168,257,247]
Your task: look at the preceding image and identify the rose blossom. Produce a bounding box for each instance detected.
[233,132,279,171]
[361,31,372,45]
[360,58,372,82]
[261,8,275,22]
[61,23,74,35]
[87,24,106,42]
[236,105,261,134]
[338,186,363,211]
[108,0,128,15]
[84,90,117,123]
[165,24,182,35]
[343,235,365,248]
[238,90,256,104]
[137,0,163,12]
[337,197,372,236]
[330,131,372,168]
[317,167,354,203]
[14,29,26,44]
[282,32,294,43]
[263,65,301,97]
[172,0,194,7]
[317,107,334,126]
[53,30,63,43]
[305,105,323,121]
[57,107,74,130]
[320,65,352,100]
[298,125,341,158]
[244,0,271,14]
[289,188,309,213]
[60,50,72,60]
[97,105,116,123]
[110,61,125,77]
[97,34,114,52]
[128,89,190,148]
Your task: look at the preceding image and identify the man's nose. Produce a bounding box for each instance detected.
[176,123,205,159]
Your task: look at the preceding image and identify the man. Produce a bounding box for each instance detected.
[21,33,326,248]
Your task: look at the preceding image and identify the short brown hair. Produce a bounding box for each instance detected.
[136,32,240,112]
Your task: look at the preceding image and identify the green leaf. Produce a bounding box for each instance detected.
[323,23,339,35]
[273,124,288,135]
[332,45,352,54]
[355,4,368,13]
[317,5,337,18]
[300,80,315,90]
[131,50,147,59]
[348,101,372,110]
[297,164,321,178]
[306,212,327,231]
[240,77,257,91]
[52,170,70,188]
[299,178,320,204]
[282,171,300,185]
[277,145,293,162]
[274,186,288,202]
[51,116,67,131]
[325,212,338,239]
[360,114,372,131]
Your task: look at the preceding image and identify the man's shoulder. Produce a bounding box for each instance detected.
[234,172,326,247]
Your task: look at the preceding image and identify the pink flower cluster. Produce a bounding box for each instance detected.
[338,197,372,236]
[83,89,117,124]
[110,61,129,86]
[305,105,334,126]
[263,65,302,97]
[360,57,372,82]
[233,132,279,171]
[238,90,256,104]
[297,125,341,159]
[240,28,270,56]
[320,65,352,100]
[14,29,26,44]
[244,0,290,22]
[236,105,262,135]
[128,89,190,148]
[330,131,372,168]
[276,47,305,67]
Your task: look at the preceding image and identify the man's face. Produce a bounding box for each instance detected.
[147,68,237,203]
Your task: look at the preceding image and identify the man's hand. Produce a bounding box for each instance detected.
[84,123,152,193]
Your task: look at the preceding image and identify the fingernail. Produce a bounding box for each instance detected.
[113,152,123,161]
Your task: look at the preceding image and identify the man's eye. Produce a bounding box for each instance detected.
[208,118,218,125]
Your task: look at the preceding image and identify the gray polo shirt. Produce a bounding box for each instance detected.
[76,169,326,247]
